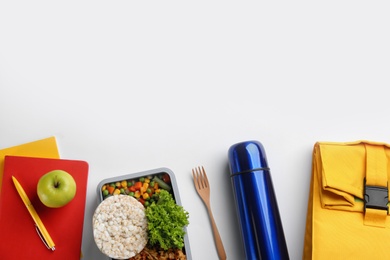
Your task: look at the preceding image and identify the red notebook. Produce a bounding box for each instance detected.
[0,155,89,260]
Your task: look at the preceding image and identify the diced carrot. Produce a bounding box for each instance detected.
[138,198,145,205]
[133,181,142,190]
[107,186,115,194]
[153,182,159,190]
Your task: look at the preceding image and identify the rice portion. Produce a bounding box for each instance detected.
[93,195,148,259]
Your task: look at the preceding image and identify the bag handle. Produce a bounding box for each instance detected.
[364,144,388,227]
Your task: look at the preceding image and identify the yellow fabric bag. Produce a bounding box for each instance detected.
[303,141,390,260]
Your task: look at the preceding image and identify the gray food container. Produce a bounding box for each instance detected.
[95,167,192,260]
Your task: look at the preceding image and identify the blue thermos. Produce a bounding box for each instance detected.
[228,140,289,260]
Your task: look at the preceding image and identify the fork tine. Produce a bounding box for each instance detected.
[200,166,209,188]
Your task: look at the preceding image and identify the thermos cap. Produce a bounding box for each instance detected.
[228,140,269,175]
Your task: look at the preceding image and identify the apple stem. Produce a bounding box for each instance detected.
[54,175,59,188]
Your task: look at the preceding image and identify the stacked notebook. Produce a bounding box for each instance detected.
[0,137,89,259]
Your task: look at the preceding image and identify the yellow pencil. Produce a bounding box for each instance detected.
[12,176,56,251]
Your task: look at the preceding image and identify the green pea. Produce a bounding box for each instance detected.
[103,189,109,196]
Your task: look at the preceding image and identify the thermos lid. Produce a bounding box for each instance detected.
[228,140,269,175]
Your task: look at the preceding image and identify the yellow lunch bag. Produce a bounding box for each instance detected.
[303,141,390,260]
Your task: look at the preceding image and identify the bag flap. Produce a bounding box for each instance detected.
[315,140,390,213]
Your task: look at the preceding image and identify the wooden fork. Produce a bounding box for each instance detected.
[192,166,227,260]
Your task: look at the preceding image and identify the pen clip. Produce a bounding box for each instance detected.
[35,224,55,251]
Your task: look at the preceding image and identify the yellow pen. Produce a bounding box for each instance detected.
[12,176,56,251]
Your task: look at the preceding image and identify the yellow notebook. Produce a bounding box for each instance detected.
[0,137,60,191]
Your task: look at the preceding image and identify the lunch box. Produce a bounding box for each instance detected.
[96,167,192,260]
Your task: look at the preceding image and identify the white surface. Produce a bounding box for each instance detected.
[1,1,390,259]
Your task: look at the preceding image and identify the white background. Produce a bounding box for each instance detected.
[1,1,390,259]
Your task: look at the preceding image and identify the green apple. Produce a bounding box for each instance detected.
[37,170,77,208]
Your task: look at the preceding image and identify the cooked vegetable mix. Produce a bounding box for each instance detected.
[101,175,172,207]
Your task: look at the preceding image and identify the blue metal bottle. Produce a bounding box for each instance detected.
[228,141,289,260]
